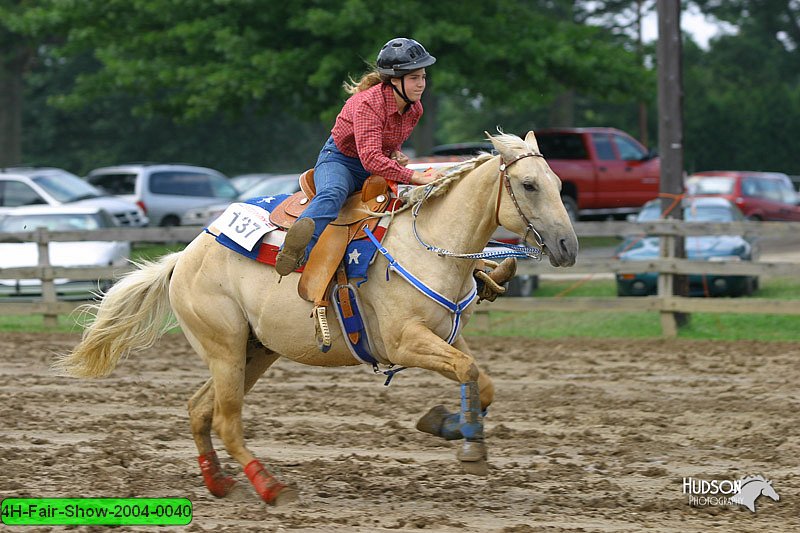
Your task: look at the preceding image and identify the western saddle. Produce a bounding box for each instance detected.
[269,169,391,305]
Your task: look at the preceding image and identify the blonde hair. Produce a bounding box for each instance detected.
[343,69,387,94]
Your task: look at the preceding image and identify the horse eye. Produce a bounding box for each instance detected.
[522,181,537,192]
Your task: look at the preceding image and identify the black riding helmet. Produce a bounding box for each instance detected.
[376,37,436,107]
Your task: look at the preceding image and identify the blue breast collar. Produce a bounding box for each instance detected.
[362,226,477,344]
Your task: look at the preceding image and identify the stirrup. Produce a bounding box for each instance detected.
[313,306,331,352]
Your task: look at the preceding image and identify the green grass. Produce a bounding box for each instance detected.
[2,241,798,340]
[131,243,187,262]
[579,236,623,249]
[466,275,800,341]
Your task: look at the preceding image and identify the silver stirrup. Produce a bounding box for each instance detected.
[313,306,331,352]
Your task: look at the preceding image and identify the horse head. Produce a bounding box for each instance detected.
[487,131,578,267]
[734,475,780,512]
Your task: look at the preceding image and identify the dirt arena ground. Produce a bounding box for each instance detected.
[1,332,798,532]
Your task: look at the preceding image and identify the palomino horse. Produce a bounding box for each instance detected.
[56,131,578,505]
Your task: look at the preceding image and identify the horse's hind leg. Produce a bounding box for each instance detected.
[205,341,297,505]
[188,338,293,503]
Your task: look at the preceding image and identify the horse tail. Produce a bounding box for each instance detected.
[54,252,182,378]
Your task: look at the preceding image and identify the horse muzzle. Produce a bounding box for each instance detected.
[540,232,579,267]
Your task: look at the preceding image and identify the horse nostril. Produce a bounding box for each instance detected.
[559,238,569,256]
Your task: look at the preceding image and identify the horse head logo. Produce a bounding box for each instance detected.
[732,475,780,513]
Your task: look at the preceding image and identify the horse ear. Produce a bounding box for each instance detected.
[524,130,541,152]
[486,131,516,163]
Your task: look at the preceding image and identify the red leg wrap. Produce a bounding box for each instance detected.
[244,459,287,504]
[197,451,237,497]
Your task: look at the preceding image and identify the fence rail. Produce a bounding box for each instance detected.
[493,220,800,335]
[1,222,799,334]
[0,226,202,324]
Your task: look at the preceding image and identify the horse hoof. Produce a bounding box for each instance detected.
[416,405,449,436]
[271,486,299,507]
[457,440,488,462]
[460,458,489,476]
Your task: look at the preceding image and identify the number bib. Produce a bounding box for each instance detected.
[215,202,277,251]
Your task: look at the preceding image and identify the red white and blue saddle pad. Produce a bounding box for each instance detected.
[204,195,390,283]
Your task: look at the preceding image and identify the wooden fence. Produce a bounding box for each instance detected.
[0,226,201,326]
[491,220,800,336]
[1,222,799,334]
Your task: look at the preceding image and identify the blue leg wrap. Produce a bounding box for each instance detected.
[459,382,485,441]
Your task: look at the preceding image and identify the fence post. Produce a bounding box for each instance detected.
[36,227,58,327]
[657,233,678,337]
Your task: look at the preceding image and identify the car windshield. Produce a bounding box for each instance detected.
[240,176,299,198]
[685,176,735,195]
[0,213,105,232]
[637,202,736,223]
[32,172,102,202]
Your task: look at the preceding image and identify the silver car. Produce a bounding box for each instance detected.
[181,174,300,226]
[0,167,148,227]
[0,205,131,298]
[86,163,238,226]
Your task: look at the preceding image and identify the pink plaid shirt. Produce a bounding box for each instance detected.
[331,82,422,184]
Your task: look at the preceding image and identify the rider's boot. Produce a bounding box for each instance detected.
[475,257,517,302]
[275,218,314,276]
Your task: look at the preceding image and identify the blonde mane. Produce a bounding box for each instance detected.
[384,131,535,215]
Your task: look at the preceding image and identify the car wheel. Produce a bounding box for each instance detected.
[731,277,755,297]
[160,215,181,227]
[506,275,536,297]
[561,195,578,223]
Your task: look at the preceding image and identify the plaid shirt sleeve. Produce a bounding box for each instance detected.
[352,98,416,184]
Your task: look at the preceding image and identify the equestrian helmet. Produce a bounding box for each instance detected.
[376,37,436,77]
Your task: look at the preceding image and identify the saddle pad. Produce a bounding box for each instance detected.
[207,194,389,281]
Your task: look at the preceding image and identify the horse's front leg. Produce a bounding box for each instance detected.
[416,336,494,443]
[388,324,490,475]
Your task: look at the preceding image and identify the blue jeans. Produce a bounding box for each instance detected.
[297,136,370,257]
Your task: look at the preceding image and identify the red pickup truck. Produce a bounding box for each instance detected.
[534,127,660,220]
[411,127,660,221]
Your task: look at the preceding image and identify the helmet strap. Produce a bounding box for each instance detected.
[390,76,413,112]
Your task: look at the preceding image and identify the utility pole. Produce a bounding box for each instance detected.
[657,0,688,335]
[636,0,649,147]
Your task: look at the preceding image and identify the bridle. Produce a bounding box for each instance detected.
[410,153,544,261]
[494,152,545,248]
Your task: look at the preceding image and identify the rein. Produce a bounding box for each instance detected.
[411,153,544,261]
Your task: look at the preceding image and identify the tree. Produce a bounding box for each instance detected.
[17,0,648,158]
[0,0,35,167]
[683,0,800,173]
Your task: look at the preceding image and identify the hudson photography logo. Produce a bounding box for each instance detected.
[682,475,780,513]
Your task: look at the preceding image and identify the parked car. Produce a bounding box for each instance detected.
[0,206,130,298]
[616,197,759,297]
[686,170,800,221]
[181,174,300,226]
[230,173,275,193]
[85,163,238,226]
[534,127,660,222]
[0,167,148,227]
